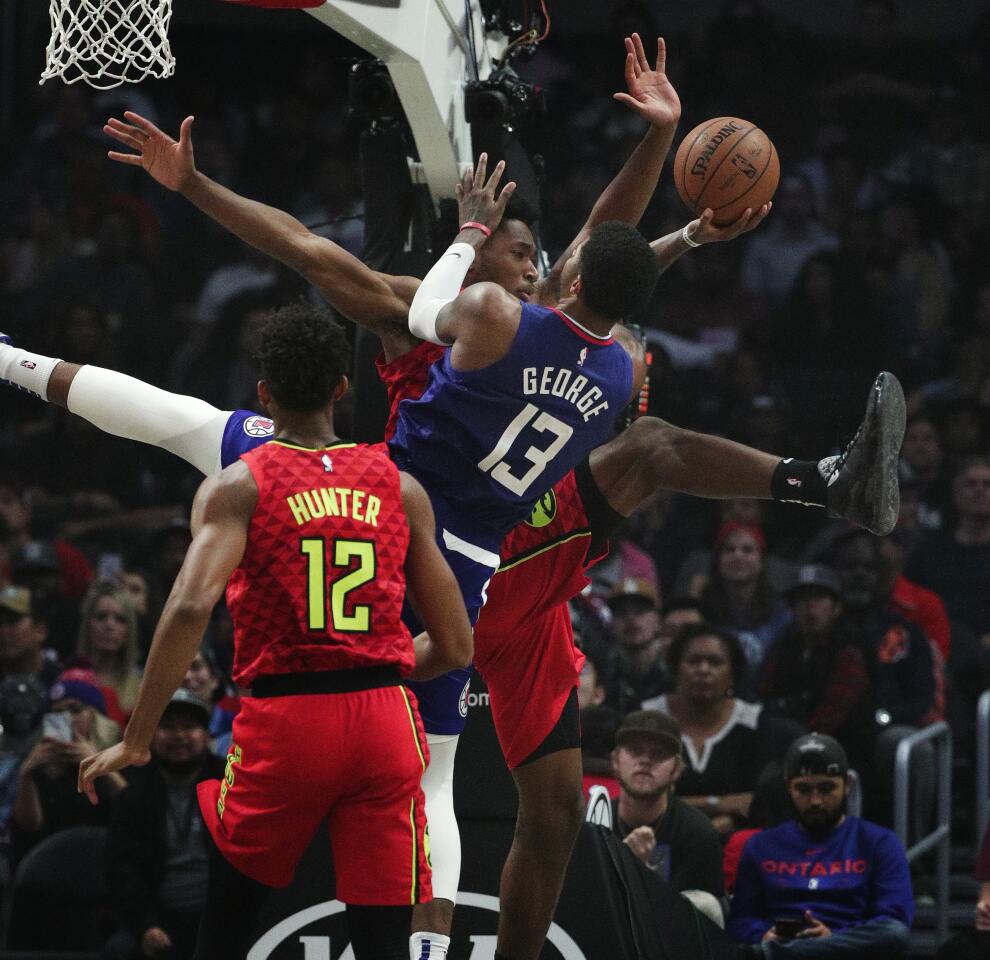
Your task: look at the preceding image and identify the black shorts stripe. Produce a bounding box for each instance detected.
[574,456,623,559]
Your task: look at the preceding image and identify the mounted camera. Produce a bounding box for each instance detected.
[464,64,545,127]
[349,59,402,123]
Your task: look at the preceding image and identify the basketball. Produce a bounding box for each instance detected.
[673,117,780,225]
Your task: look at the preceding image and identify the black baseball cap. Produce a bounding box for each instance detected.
[785,564,841,601]
[784,733,848,779]
[162,688,211,727]
[615,710,682,756]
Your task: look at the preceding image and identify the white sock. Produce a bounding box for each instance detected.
[409,932,450,960]
[0,343,61,400]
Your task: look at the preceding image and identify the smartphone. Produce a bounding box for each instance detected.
[773,917,808,942]
[41,711,74,743]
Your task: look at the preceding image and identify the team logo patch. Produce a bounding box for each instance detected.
[242,415,275,438]
[458,679,471,718]
[526,489,557,529]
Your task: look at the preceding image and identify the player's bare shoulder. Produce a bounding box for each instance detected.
[445,281,523,370]
[190,459,259,533]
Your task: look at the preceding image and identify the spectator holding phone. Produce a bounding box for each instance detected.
[9,666,122,859]
[728,733,913,958]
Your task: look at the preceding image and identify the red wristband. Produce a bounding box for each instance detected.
[460,220,492,238]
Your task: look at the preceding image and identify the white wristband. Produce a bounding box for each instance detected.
[408,242,477,345]
[682,224,701,248]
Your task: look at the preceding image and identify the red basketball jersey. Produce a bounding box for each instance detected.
[226,440,413,686]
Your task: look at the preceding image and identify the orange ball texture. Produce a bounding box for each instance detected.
[672,117,780,225]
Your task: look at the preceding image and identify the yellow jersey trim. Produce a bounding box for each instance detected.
[497,529,592,573]
[270,440,358,452]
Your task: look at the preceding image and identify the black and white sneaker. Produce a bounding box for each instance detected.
[822,371,906,536]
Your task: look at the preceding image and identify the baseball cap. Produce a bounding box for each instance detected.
[162,687,211,726]
[607,577,659,613]
[784,733,848,779]
[49,666,107,716]
[715,520,766,554]
[0,586,31,617]
[615,710,682,757]
[785,564,842,601]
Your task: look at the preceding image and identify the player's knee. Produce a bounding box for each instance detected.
[626,416,676,461]
[517,779,584,844]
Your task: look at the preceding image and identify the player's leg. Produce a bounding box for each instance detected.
[404,505,500,958]
[410,732,459,959]
[496,698,585,960]
[591,372,906,535]
[329,686,433,960]
[193,842,272,960]
[1,338,231,475]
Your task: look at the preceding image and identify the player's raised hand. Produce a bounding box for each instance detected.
[683,201,772,245]
[104,112,196,193]
[613,34,681,129]
[455,152,517,235]
[78,740,150,805]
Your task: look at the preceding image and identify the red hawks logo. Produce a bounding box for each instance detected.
[242,415,275,438]
[19,360,37,370]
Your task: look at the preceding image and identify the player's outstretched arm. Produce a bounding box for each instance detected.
[539,33,681,303]
[104,112,418,347]
[400,472,474,681]
[0,342,232,475]
[650,203,773,273]
[78,465,256,801]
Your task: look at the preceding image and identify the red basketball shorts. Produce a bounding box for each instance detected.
[475,468,608,769]
[197,685,431,904]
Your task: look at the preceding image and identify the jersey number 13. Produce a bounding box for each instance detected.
[478,403,573,496]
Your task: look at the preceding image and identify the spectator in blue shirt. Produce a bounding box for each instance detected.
[729,733,913,958]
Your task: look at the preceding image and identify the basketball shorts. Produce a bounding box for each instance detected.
[475,461,618,769]
[197,679,431,904]
[404,490,502,736]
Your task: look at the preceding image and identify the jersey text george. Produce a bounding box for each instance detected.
[522,366,610,422]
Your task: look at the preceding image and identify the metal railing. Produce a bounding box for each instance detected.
[978,690,990,843]
[894,721,951,943]
[847,768,862,818]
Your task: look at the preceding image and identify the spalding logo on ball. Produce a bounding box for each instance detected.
[673,117,779,225]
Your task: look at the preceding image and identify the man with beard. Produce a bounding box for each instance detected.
[728,734,913,959]
[103,689,225,960]
[608,710,724,923]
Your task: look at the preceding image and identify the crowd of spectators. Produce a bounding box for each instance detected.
[0,0,989,956]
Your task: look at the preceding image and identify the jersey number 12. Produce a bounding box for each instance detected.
[300,538,376,632]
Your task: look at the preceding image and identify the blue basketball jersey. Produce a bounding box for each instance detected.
[220,410,275,468]
[388,303,633,541]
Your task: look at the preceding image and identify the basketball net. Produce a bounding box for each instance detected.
[41,0,175,89]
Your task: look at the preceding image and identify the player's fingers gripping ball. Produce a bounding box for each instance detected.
[673,117,779,226]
